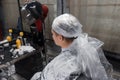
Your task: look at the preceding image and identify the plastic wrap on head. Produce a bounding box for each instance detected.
[52,13,82,38]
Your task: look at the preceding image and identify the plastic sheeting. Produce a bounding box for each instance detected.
[31,33,114,80]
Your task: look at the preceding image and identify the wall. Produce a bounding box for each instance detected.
[69,0,120,53]
[1,0,19,33]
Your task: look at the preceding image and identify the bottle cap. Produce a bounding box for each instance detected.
[9,29,13,33]
[19,32,24,37]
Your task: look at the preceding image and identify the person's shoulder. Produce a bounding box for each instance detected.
[88,36,104,49]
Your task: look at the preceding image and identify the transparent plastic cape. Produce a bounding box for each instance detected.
[31,33,114,80]
[75,33,114,80]
[88,34,113,77]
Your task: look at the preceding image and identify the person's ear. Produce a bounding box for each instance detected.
[58,35,63,41]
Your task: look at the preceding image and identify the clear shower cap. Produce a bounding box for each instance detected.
[52,13,82,38]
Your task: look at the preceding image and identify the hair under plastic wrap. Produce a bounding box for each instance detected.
[52,13,82,38]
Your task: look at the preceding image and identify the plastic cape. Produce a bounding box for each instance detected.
[88,36,113,75]
[31,33,114,80]
[31,39,79,80]
[75,34,114,80]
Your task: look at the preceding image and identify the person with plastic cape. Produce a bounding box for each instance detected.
[31,13,115,80]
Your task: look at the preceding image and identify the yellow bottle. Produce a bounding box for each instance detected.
[6,36,12,42]
[9,29,13,37]
[16,39,21,49]
[19,32,24,45]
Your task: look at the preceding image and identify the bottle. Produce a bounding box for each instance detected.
[16,39,21,49]
[19,32,24,45]
[0,36,12,47]
[6,36,12,42]
[8,29,13,38]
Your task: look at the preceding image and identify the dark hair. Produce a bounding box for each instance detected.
[63,36,77,42]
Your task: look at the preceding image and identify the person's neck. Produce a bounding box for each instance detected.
[61,40,73,48]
